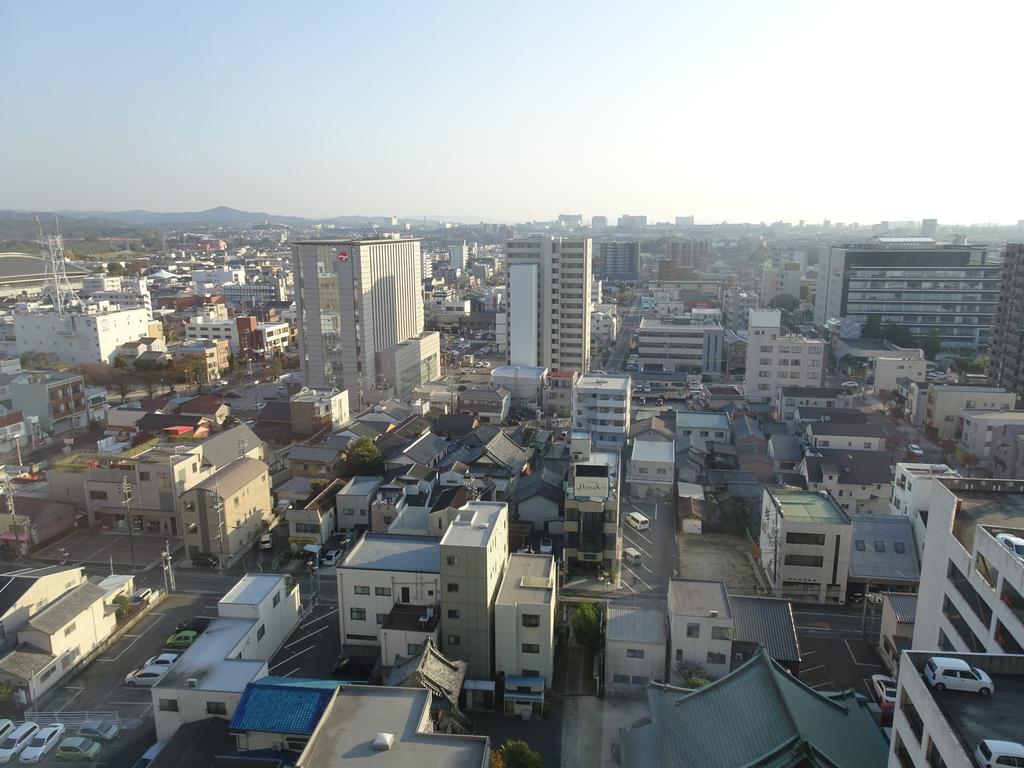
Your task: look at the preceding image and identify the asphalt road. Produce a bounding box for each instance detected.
[619,495,677,596]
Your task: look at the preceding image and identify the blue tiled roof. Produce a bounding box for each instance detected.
[229,677,341,736]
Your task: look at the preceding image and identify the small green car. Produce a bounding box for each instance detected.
[55,737,101,761]
[165,630,198,649]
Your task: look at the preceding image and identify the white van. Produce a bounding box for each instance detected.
[626,511,650,531]
[623,547,642,566]
[924,656,994,695]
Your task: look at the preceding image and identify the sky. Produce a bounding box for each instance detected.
[2,0,1023,224]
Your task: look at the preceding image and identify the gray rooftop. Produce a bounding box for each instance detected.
[668,579,730,619]
[289,445,342,463]
[848,515,920,583]
[341,534,441,573]
[806,422,888,438]
[803,449,893,486]
[298,686,488,768]
[729,595,801,664]
[496,554,555,607]
[0,646,55,680]
[158,617,265,692]
[886,594,918,624]
[768,434,802,463]
[631,440,675,463]
[220,574,284,606]
[27,581,107,635]
[606,606,666,644]
[340,475,383,497]
[675,412,731,430]
[192,457,267,498]
[439,502,507,549]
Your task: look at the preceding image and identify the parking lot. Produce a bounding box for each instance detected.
[266,600,342,679]
[34,530,177,570]
[797,632,887,702]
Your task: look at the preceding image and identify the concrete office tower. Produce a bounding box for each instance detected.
[921,218,938,238]
[591,216,608,232]
[990,244,1024,394]
[440,501,509,679]
[506,237,592,373]
[666,238,708,270]
[815,239,1003,351]
[744,310,826,403]
[293,238,424,405]
[596,242,640,281]
[448,241,468,271]
[760,261,802,305]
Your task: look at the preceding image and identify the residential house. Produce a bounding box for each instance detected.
[7,496,78,554]
[287,445,343,480]
[775,385,856,428]
[675,412,731,454]
[179,395,230,425]
[432,414,480,440]
[627,439,675,499]
[628,416,675,443]
[957,409,1024,462]
[803,422,887,452]
[8,371,88,435]
[758,489,852,604]
[988,421,1024,479]
[792,406,869,434]
[285,479,342,552]
[152,574,301,740]
[336,476,383,533]
[510,466,564,532]
[289,388,350,438]
[457,386,510,425]
[494,554,556,715]
[767,434,802,473]
[545,370,577,417]
[800,449,893,514]
[877,593,917,675]
[229,677,342,754]
[604,605,667,695]
[924,384,1016,440]
[336,534,441,651]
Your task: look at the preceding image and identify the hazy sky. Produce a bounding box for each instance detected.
[2,1,1022,224]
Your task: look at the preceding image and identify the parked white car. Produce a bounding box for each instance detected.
[924,656,994,695]
[0,723,37,763]
[975,740,1024,768]
[124,666,168,687]
[996,532,1024,561]
[18,723,64,763]
[144,653,179,669]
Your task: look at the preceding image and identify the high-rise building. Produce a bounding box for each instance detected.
[591,216,608,232]
[744,309,826,403]
[293,238,424,404]
[921,218,938,238]
[760,260,802,304]
[675,215,695,227]
[815,239,1003,350]
[990,244,1024,394]
[448,241,468,271]
[595,241,639,281]
[439,501,509,679]
[506,237,591,373]
[617,214,647,228]
[666,238,708,270]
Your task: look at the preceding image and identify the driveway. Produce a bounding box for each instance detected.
[620,497,676,595]
[561,696,649,768]
[35,530,178,570]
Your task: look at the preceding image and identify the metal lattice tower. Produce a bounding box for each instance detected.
[38,218,82,315]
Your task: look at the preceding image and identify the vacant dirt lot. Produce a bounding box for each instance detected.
[677,532,764,593]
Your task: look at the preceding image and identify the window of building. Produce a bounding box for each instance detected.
[947,560,993,629]
[711,626,732,641]
[924,737,949,768]
[784,554,824,568]
[899,691,923,743]
[158,698,179,712]
[376,613,386,625]
[448,634,461,646]
[893,734,914,768]
[522,614,540,628]
[975,552,999,590]
[447,582,459,593]
[447,609,460,620]
[612,674,630,684]
[707,651,727,665]
[941,595,984,652]
[256,624,265,641]
[446,556,458,566]
[626,648,644,659]
[353,585,370,595]
[686,623,700,638]
[522,643,540,654]
[63,622,76,636]
[786,532,825,545]
[89,490,108,500]
[139,472,150,481]
[273,592,281,607]
[350,608,366,621]
[206,701,227,715]
[375,587,392,596]
[1000,580,1024,628]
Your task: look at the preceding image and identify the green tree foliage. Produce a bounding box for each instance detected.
[861,314,883,340]
[767,294,799,312]
[570,601,601,651]
[500,740,545,768]
[347,436,383,476]
[107,262,126,276]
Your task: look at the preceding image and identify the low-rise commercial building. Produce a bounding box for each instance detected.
[675,411,731,454]
[604,606,667,695]
[957,408,1024,462]
[627,439,675,499]
[9,370,88,435]
[744,310,826,404]
[14,306,151,365]
[775,385,856,427]
[563,433,621,582]
[803,421,887,452]
[375,331,441,400]
[924,384,1016,440]
[635,317,723,375]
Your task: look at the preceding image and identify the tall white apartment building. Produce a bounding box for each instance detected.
[440,501,510,679]
[759,260,802,304]
[14,306,151,365]
[448,242,468,271]
[506,237,592,373]
[294,238,424,405]
[636,317,723,375]
[744,310,826,403]
[572,373,631,450]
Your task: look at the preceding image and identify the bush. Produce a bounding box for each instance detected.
[570,602,601,651]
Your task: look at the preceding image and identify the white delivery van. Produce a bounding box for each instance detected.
[623,547,642,566]
[626,511,650,531]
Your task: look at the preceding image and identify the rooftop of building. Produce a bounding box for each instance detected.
[902,651,1024,761]
[192,457,266,497]
[340,475,383,497]
[341,534,440,573]
[768,490,850,525]
[291,237,421,245]
[895,462,960,478]
[805,421,888,438]
[668,578,730,619]
[296,686,488,768]
[497,554,556,606]
[848,515,920,583]
[491,364,547,379]
[729,595,801,665]
[439,501,506,549]
[675,411,731,428]
[886,593,917,624]
[638,317,722,330]
[780,385,854,398]
[606,605,666,644]
[929,384,1011,394]
[803,449,893,486]
[959,408,1024,422]
[630,439,675,463]
[940,477,1024,553]
[220,574,285,606]
[381,603,439,633]
[157,617,264,692]
[27,581,106,635]
[575,373,631,392]
[230,676,342,737]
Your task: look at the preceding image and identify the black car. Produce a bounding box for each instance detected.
[176,616,212,634]
[191,553,219,568]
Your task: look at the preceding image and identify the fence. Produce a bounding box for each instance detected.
[21,710,123,727]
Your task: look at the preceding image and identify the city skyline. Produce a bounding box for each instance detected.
[3,1,1023,224]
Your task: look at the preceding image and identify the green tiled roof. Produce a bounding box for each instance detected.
[620,649,887,768]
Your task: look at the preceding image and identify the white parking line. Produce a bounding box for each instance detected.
[844,638,881,667]
[801,665,824,675]
[96,613,165,662]
[300,608,338,630]
[270,646,315,670]
[280,667,301,677]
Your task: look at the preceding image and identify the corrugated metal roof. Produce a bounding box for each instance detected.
[27,581,106,635]
[0,647,56,680]
[887,593,918,624]
[229,677,341,736]
[729,595,801,664]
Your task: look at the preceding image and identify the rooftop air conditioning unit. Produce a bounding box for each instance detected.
[186,678,198,688]
[373,733,394,751]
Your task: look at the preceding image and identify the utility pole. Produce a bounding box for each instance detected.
[162,539,176,593]
[212,486,226,574]
[122,476,137,571]
[0,473,20,559]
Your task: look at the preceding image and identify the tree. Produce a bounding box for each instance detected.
[78,362,116,387]
[885,433,904,461]
[767,294,799,313]
[570,601,601,651]
[107,262,126,276]
[347,436,383,476]
[939,438,957,463]
[961,452,980,478]
[673,659,712,688]
[110,372,134,404]
[112,593,131,620]
[919,331,941,360]
[500,740,544,768]
[861,314,883,340]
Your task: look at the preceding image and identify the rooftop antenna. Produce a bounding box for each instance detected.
[37,215,82,315]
